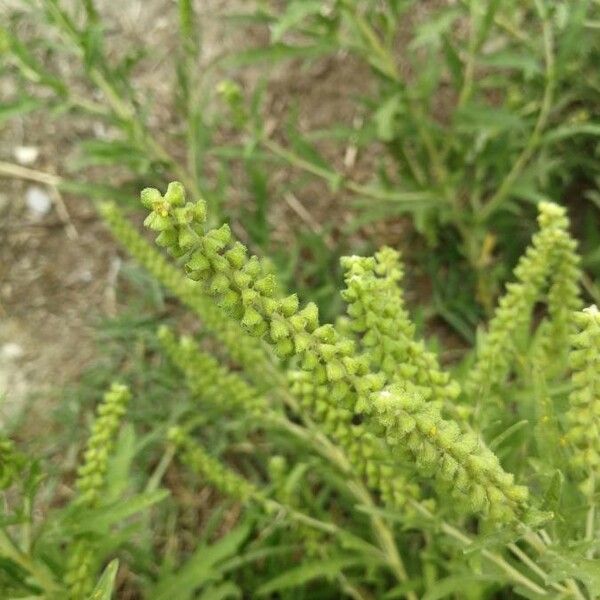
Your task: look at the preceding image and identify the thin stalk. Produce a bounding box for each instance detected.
[331,2,449,192]
[480,3,555,221]
[0,161,62,187]
[43,0,199,195]
[263,139,438,208]
[339,573,372,600]
[349,481,415,598]
[145,445,176,493]
[585,474,596,560]
[263,498,341,537]
[410,501,550,596]
[0,530,61,595]
[521,530,587,600]
[88,69,199,197]
[178,0,203,196]
[457,0,478,110]
[269,411,416,598]
[262,139,341,188]
[507,542,570,595]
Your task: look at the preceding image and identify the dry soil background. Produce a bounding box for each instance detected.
[0,0,382,423]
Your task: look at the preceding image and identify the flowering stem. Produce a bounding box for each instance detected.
[410,501,550,596]
[270,413,416,598]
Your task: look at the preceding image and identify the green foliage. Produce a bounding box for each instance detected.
[3,176,600,598]
[1,0,600,598]
[240,0,599,320]
[3,0,598,323]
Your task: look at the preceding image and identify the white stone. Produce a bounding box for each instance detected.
[25,186,52,218]
[14,146,39,165]
[1,343,24,360]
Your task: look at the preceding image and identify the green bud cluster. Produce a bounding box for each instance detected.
[545,220,583,358]
[99,201,275,389]
[75,383,131,506]
[341,248,460,411]
[158,326,267,418]
[362,381,530,520]
[0,437,24,490]
[142,183,419,509]
[142,182,524,521]
[565,306,600,489]
[140,183,346,366]
[466,202,577,396]
[216,79,247,128]
[168,427,256,501]
[65,541,95,600]
[66,383,130,599]
[289,368,419,509]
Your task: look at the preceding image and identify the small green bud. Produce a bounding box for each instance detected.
[326,360,345,382]
[140,187,162,209]
[210,273,230,295]
[178,227,197,249]
[225,242,247,269]
[242,307,264,330]
[280,294,300,317]
[144,211,171,231]
[193,200,207,222]
[255,274,276,297]
[186,250,211,273]
[164,181,185,206]
[270,318,290,342]
[275,338,294,357]
[155,227,178,248]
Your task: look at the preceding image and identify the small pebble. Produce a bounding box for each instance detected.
[25,186,52,219]
[14,146,39,165]
[1,343,24,360]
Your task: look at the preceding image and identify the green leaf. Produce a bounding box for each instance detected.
[73,139,152,173]
[422,573,496,599]
[220,544,300,574]
[286,129,333,175]
[373,94,401,142]
[256,556,361,596]
[0,97,44,125]
[150,524,250,600]
[222,42,335,67]
[410,8,462,48]
[86,559,119,600]
[63,490,169,535]
[542,548,600,592]
[489,420,529,450]
[104,424,136,504]
[198,582,240,600]
[480,50,542,76]
[541,122,600,144]
[541,470,563,514]
[271,1,323,42]
[454,103,525,134]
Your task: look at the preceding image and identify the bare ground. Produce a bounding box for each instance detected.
[0,0,389,422]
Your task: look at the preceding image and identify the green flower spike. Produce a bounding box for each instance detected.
[158,326,267,419]
[341,248,460,414]
[168,427,256,501]
[99,201,276,390]
[66,383,131,600]
[142,182,526,521]
[566,306,600,495]
[362,381,529,520]
[466,202,579,397]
